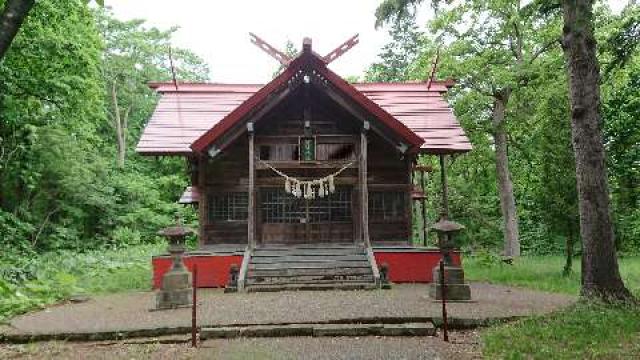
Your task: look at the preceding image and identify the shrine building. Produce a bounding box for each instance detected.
[138,36,471,291]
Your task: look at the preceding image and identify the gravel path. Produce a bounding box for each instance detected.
[0,332,482,359]
[198,332,482,360]
[3,283,573,337]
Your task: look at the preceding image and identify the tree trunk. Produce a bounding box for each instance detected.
[110,81,126,168]
[492,90,520,258]
[0,0,35,60]
[561,0,632,301]
[563,225,574,277]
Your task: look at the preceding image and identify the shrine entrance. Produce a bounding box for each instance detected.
[258,186,354,244]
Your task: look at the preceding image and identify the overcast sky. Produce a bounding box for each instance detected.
[105,0,630,84]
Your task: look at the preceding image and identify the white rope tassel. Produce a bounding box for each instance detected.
[257,158,354,199]
[285,178,292,194]
[304,183,311,200]
[294,181,302,198]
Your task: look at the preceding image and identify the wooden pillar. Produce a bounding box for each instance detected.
[248,124,256,249]
[360,124,370,247]
[439,154,449,220]
[198,156,206,247]
[421,169,429,245]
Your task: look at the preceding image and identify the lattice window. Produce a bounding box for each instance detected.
[207,192,248,222]
[261,188,352,223]
[369,191,406,221]
[261,189,304,223]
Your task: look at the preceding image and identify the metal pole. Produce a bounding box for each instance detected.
[439,155,449,220]
[439,260,449,342]
[191,264,198,348]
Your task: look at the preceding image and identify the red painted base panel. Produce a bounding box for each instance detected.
[151,250,461,289]
[373,250,461,283]
[152,255,243,289]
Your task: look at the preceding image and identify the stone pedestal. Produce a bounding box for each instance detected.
[429,265,471,301]
[156,259,192,309]
[155,218,194,310]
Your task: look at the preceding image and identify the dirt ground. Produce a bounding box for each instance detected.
[0,331,482,360]
[4,283,573,338]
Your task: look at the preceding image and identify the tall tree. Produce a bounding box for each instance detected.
[96,9,209,167]
[376,0,561,257]
[366,14,423,82]
[561,0,632,301]
[0,0,35,60]
[0,0,104,61]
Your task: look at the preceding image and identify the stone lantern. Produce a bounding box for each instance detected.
[429,219,471,301]
[156,216,194,310]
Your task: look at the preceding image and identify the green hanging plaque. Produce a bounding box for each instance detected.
[300,137,315,161]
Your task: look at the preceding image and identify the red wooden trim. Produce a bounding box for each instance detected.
[190,52,425,154]
[308,56,424,149]
[190,56,306,153]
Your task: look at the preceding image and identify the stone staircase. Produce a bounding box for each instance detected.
[245,244,378,292]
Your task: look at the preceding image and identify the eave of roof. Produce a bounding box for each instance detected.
[189,50,425,154]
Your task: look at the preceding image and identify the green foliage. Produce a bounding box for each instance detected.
[0,243,164,323]
[365,15,425,82]
[0,1,205,254]
[464,255,640,295]
[375,2,640,257]
[603,60,640,253]
[483,302,640,359]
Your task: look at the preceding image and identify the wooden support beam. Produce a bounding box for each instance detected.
[360,127,381,286]
[323,34,359,64]
[421,169,429,245]
[439,154,449,219]
[248,127,256,249]
[198,156,206,247]
[360,128,370,247]
[213,86,294,156]
[249,32,292,66]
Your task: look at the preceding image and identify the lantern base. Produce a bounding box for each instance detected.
[429,265,471,301]
[155,267,192,310]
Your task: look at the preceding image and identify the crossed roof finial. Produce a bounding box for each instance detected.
[248,33,359,66]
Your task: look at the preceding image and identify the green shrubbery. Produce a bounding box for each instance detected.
[0,243,164,323]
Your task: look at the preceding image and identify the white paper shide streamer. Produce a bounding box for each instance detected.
[259,159,353,200]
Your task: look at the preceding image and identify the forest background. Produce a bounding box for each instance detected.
[0,0,638,319]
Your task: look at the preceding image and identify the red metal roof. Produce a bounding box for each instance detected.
[190,52,425,153]
[137,76,471,155]
[178,186,200,204]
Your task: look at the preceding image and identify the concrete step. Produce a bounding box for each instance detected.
[251,255,368,263]
[246,283,378,292]
[250,262,371,270]
[253,249,366,257]
[248,267,373,277]
[244,245,377,292]
[247,276,375,285]
[255,243,362,249]
[200,322,436,339]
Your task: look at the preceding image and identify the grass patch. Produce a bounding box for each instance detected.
[483,302,640,359]
[464,255,640,295]
[464,255,640,359]
[0,243,164,323]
